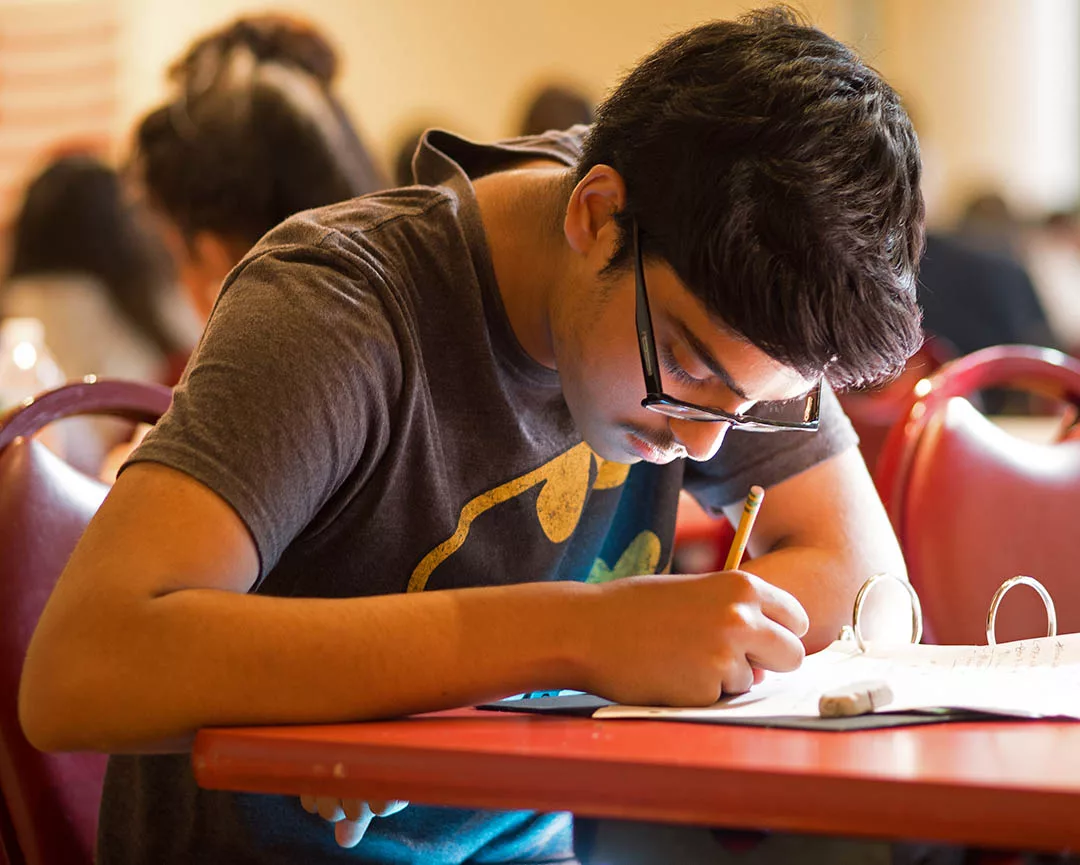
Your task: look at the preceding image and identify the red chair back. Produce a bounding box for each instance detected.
[0,380,171,865]
[875,346,1080,644]
[0,800,17,865]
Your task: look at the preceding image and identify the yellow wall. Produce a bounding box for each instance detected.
[115,0,1079,222]
[871,0,1079,222]
[117,1,848,171]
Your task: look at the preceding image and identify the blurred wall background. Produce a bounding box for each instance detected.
[2,0,1079,234]
[113,0,1080,228]
[0,0,120,241]
[872,0,1080,224]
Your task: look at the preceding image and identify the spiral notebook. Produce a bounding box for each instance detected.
[480,575,1080,731]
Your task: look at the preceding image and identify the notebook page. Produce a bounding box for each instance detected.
[595,633,1080,722]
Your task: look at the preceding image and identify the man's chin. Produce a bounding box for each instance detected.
[581,432,641,465]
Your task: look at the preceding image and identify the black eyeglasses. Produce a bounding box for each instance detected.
[633,220,821,432]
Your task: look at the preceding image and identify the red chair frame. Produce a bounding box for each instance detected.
[875,345,1080,644]
[0,379,170,865]
[876,345,1080,518]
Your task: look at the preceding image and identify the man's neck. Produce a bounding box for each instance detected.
[472,162,571,370]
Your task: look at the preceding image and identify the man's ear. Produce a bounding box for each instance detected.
[564,165,627,258]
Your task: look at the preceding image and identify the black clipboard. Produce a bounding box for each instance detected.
[477,693,997,731]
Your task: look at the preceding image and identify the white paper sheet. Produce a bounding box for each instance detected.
[595,633,1080,722]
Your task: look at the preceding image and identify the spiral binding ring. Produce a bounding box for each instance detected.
[852,573,924,653]
[985,575,1057,647]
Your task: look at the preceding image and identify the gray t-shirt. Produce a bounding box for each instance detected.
[98,128,856,864]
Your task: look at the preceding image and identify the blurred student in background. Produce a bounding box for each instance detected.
[98,14,390,481]
[908,118,1058,405]
[1,153,195,471]
[3,153,189,384]
[518,84,594,136]
[954,189,1027,260]
[1024,210,1080,356]
[132,13,388,321]
[918,231,1055,358]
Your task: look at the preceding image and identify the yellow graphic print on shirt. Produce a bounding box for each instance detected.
[407,441,647,593]
[585,531,663,584]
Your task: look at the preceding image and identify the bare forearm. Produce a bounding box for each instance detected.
[743,542,905,651]
[724,448,911,651]
[21,581,595,753]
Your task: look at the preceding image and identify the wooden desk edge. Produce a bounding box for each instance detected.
[192,714,1080,852]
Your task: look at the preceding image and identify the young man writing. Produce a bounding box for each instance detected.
[20,7,922,863]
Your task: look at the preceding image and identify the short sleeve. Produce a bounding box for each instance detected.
[123,235,403,581]
[681,381,858,514]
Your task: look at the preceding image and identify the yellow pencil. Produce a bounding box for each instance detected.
[724,484,765,571]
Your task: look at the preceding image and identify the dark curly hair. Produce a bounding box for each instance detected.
[133,14,387,248]
[577,6,924,390]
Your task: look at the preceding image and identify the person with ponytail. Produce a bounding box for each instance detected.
[132,14,388,320]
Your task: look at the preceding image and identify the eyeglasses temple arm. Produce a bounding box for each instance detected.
[633,220,664,396]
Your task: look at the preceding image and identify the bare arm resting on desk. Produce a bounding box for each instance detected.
[721,444,910,652]
[19,462,809,753]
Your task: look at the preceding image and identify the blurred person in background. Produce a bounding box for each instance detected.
[1024,209,1080,355]
[910,126,1056,406]
[132,13,388,321]
[97,13,392,480]
[918,232,1055,357]
[1,152,195,471]
[3,153,188,380]
[917,231,1056,415]
[518,83,594,136]
[954,188,1027,259]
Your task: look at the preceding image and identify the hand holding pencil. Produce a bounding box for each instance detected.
[581,481,808,706]
[726,485,767,683]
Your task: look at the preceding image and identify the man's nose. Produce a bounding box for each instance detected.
[671,419,732,462]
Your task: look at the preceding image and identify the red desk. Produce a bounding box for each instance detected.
[193,708,1080,852]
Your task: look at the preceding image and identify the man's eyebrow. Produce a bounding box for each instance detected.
[672,319,752,402]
